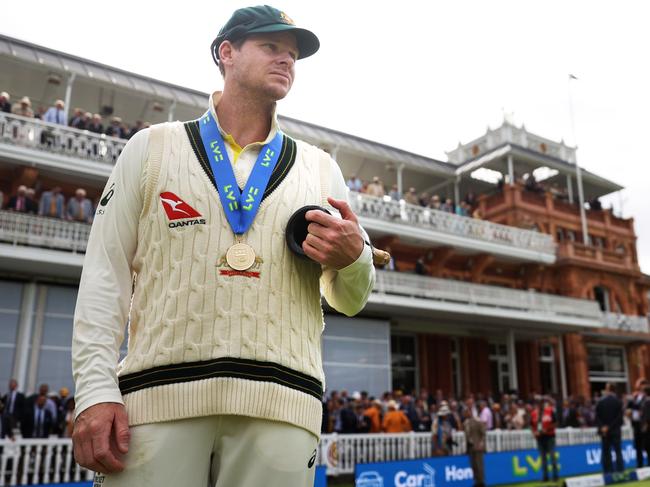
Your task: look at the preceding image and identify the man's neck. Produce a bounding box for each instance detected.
[216,87,274,147]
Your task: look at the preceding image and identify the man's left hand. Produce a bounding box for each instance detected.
[303,197,364,270]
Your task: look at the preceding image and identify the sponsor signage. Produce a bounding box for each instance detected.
[355,441,640,487]
[315,465,328,487]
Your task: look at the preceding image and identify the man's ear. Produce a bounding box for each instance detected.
[219,40,235,70]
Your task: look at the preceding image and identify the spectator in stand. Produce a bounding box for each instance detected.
[383,400,411,433]
[0,189,4,209]
[346,174,363,192]
[561,398,581,428]
[366,176,385,198]
[404,187,419,206]
[429,195,441,210]
[43,99,67,125]
[596,382,624,473]
[55,387,71,436]
[414,399,431,432]
[339,399,358,433]
[433,401,458,455]
[34,106,47,120]
[105,116,125,138]
[66,188,94,223]
[472,207,483,219]
[39,186,65,218]
[388,184,401,201]
[589,197,602,211]
[11,96,34,118]
[418,192,430,207]
[414,257,426,275]
[2,379,26,439]
[456,201,469,217]
[530,397,559,482]
[627,378,648,468]
[440,198,455,214]
[640,384,650,466]
[0,91,11,113]
[70,110,91,130]
[464,191,478,209]
[363,400,383,433]
[62,397,76,438]
[464,407,486,487]
[69,108,83,127]
[87,113,104,134]
[355,402,372,433]
[128,120,145,139]
[7,185,38,213]
[478,400,493,430]
[491,402,504,429]
[22,394,54,438]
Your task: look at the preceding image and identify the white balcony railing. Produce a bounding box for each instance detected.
[0,111,126,165]
[374,270,603,321]
[349,191,557,257]
[0,427,632,483]
[0,210,90,253]
[603,312,650,333]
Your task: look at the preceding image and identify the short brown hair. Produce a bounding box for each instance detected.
[218,38,246,78]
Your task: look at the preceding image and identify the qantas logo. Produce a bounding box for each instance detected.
[159,192,205,228]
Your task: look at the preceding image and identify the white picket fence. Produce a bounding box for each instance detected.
[0,426,632,484]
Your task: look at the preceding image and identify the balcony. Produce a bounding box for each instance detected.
[368,269,602,330]
[349,191,556,264]
[0,112,124,179]
[602,312,649,333]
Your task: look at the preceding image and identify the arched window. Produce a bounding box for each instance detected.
[593,285,610,312]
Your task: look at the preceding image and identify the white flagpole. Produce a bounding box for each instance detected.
[568,74,589,245]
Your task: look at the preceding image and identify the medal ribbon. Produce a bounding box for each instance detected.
[198,110,283,235]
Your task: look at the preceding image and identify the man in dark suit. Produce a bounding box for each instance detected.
[627,378,648,467]
[6,185,37,214]
[21,394,54,438]
[1,379,26,438]
[596,383,624,473]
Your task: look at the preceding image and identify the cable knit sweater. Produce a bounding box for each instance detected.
[72,93,375,438]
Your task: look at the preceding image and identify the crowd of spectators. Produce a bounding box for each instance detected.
[322,386,638,454]
[1,379,75,439]
[0,184,95,223]
[347,174,483,220]
[1,91,148,140]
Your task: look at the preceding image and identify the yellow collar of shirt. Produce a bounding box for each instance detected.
[208,91,279,163]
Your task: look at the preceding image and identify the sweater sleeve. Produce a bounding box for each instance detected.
[71,128,150,418]
[319,156,375,317]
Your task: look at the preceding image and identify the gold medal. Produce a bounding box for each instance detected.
[226,242,256,271]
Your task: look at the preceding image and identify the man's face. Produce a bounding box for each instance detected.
[9,379,17,391]
[224,31,298,101]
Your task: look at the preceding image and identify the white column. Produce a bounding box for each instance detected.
[507,154,514,186]
[167,99,177,122]
[26,285,48,394]
[12,282,37,387]
[558,335,568,399]
[576,163,589,244]
[63,72,76,120]
[507,330,518,391]
[566,174,574,203]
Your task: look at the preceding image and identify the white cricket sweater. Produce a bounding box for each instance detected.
[72,92,375,438]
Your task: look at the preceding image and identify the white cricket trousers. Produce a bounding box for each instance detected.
[93,414,318,487]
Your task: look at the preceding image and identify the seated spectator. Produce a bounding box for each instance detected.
[66,188,94,223]
[346,174,363,192]
[388,184,401,201]
[105,116,125,138]
[128,120,145,139]
[429,195,441,210]
[11,96,34,118]
[39,186,65,218]
[87,113,104,134]
[464,191,478,208]
[0,91,11,113]
[440,198,455,213]
[456,201,469,217]
[366,176,385,198]
[68,108,83,127]
[382,400,411,433]
[43,99,67,125]
[6,185,37,213]
[404,187,419,206]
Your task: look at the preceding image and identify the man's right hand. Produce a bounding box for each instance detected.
[72,403,130,474]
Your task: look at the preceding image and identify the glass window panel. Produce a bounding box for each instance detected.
[324,364,390,397]
[587,347,605,372]
[391,368,416,395]
[0,310,20,344]
[606,349,624,373]
[0,344,15,387]
[45,286,77,315]
[325,316,390,341]
[35,349,74,393]
[0,280,23,310]
[41,316,74,347]
[323,338,389,365]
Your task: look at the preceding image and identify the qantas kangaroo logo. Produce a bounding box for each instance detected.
[159,192,205,228]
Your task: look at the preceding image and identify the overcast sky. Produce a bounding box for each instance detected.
[5,0,650,273]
